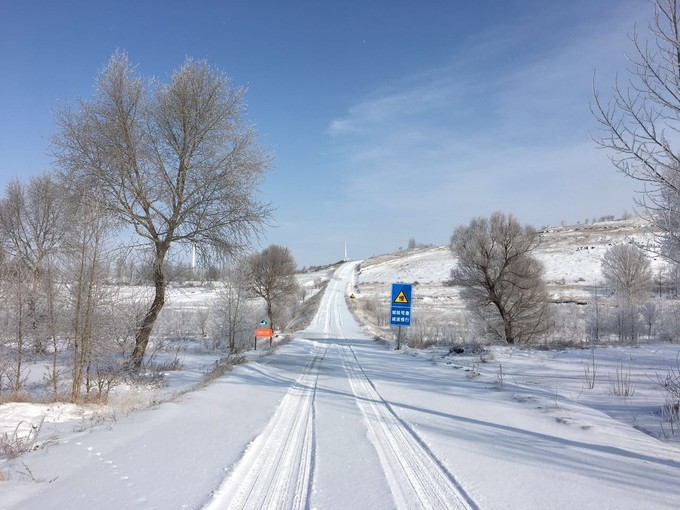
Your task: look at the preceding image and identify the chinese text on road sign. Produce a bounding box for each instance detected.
[390,283,412,326]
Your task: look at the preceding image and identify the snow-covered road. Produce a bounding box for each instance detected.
[4,261,680,509]
[206,262,475,509]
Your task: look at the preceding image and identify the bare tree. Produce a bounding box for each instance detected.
[0,175,69,276]
[53,52,271,368]
[586,285,605,343]
[449,211,553,344]
[592,0,680,263]
[0,174,71,354]
[59,193,117,402]
[212,258,257,352]
[601,244,653,300]
[601,244,653,342]
[247,245,299,339]
[0,258,29,392]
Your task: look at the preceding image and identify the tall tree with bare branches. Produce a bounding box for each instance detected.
[601,244,653,300]
[53,52,270,368]
[593,0,680,263]
[247,245,299,339]
[449,211,553,344]
[601,243,653,342]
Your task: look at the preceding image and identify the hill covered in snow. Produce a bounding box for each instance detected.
[351,217,666,343]
[357,217,660,295]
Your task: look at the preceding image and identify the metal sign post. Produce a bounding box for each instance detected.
[390,283,412,350]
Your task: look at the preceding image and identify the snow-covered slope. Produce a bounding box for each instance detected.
[358,217,661,293]
[353,217,663,318]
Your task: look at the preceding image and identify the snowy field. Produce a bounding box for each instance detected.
[1,219,680,508]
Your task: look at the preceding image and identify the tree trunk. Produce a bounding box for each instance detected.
[14,290,25,392]
[71,228,92,402]
[504,320,515,345]
[130,246,168,369]
[492,296,515,344]
[46,264,59,399]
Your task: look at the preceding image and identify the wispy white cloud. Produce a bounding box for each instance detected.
[327,74,462,137]
[324,1,648,244]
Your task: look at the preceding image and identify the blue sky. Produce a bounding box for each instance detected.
[0,0,650,267]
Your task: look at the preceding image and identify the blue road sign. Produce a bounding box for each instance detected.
[390,283,412,326]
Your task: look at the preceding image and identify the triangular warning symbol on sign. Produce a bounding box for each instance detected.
[394,290,409,304]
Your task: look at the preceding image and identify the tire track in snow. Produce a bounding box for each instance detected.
[306,270,348,340]
[204,342,327,510]
[340,344,478,510]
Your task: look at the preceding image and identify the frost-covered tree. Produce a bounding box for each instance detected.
[247,245,299,338]
[53,52,271,368]
[61,195,116,402]
[0,174,71,355]
[601,244,653,342]
[601,244,653,300]
[449,211,553,344]
[212,258,257,352]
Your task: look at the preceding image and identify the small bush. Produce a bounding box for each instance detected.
[203,354,248,384]
[0,418,53,459]
[608,359,636,397]
[466,363,481,379]
[583,363,596,390]
[152,358,183,372]
[0,391,35,405]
